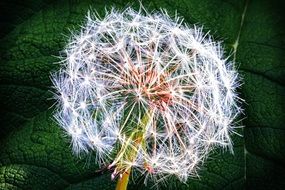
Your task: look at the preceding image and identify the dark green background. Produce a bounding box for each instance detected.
[0,0,284,189]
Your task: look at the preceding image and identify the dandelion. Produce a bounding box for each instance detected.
[52,6,242,190]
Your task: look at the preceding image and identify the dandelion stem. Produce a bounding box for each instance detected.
[115,110,152,190]
[116,168,131,190]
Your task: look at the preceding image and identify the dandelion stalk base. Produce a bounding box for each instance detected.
[114,111,152,190]
[116,168,131,190]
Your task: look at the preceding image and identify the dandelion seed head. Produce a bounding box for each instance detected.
[52,6,242,184]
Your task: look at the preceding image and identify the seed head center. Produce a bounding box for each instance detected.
[122,65,173,110]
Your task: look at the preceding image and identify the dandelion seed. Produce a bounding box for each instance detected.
[52,5,242,189]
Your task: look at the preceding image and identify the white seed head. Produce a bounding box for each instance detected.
[52,6,242,184]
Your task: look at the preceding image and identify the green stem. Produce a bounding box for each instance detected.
[116,168,131,190]
[115,111,151,190]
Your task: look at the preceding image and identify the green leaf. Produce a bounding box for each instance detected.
[0,110,116,189]
[0,0,284,189]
